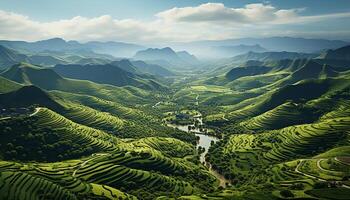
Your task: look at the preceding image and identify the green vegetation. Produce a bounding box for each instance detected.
[53,62,168,91]
[0,76,22,93]
[0,43,350,199]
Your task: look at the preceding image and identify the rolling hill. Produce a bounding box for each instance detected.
[1,37,350,200]
[131,60,175,76]
[0,63,151,108]
[0,45,28,69]
[318,45,350,60]
[230,51,317,63]
[0,76,22,93]
[0,85,63,110]
[53,63,167,90]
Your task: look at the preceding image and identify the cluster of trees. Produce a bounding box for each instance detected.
[0,117,97,161]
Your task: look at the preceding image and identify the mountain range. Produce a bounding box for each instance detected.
[170,37,349,58]
[0,38,145,57]
[133,47,199,67]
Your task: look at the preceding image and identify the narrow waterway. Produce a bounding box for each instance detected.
[167,114,230,187]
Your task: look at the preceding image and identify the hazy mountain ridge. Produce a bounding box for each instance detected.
[0,38,144,57]
[231,51,317,62]
[133,47,199,67]
[172,37,349,57]
[318,45,350,60]
[0,45,29,68]
[211,44,267,57]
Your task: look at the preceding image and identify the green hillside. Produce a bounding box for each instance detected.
[0,107,215,198]
[1,39,350,199]
[0,63,159,105]
[53,63,167,91]
[0,76,22,93]
[319,45,350,60]
[0,45,28,69]
[0,85,63,110]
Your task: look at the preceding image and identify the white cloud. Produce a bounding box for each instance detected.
[156,3,302,24]
[0,3,349,43]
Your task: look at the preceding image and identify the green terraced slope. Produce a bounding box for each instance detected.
[0,107,117,161]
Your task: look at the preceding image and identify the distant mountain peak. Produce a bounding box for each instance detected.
[162,47,174,51]
[37,37,66,43]
[319,45,350,60]
[133,47,198,67]
[0,85,63,110]
[1,62,63,86]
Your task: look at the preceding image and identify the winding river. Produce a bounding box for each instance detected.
[167,114,230,187]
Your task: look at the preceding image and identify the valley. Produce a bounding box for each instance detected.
[0,35,350,199]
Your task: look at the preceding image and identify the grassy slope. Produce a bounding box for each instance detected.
[0,106,216,198]
[0,76,22,93]
[170,54,350,199]
[0,63,156,106]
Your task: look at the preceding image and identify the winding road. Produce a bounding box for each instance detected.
[0,107,41,120]
[29,107,41,116]
[0,117,11,121]
[335,157,350,166]
[294,159,350,189]
[152,101,162,108]
[222,114,229,121]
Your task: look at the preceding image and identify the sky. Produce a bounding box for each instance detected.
[0,0,350,43]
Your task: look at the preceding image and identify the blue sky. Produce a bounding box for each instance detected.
[0,0,349,42]
[1,0,350,21]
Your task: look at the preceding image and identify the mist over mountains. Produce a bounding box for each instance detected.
[1,36,348,60]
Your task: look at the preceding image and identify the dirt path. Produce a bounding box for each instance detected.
[1,107,41,120]
[0,117,11,121]
[29,107,41,117]
[316,159,335,174]
[335,157,350,166]
[295,159,326,181]
[152,101,162,108]
[295,159,350,189]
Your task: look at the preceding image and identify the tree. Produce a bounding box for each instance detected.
[280,189,294,198]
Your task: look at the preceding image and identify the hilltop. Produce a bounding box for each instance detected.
[133,47,199,67]
[319,45,350,60]
[53,63,167,90]
[0,85,63,110]
[0,45,28,68]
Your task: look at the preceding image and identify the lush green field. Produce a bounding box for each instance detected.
[1,45,350,199]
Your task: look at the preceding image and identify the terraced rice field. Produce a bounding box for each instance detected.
[34,108,118,151]
[239,102,310,131]
[218,116,350,182]
[62,103,125,133]
[0,161,137,200]
[0,107,218,198]
[263,117,350,162]
[0,145,214,199]
[129,137,195,157]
